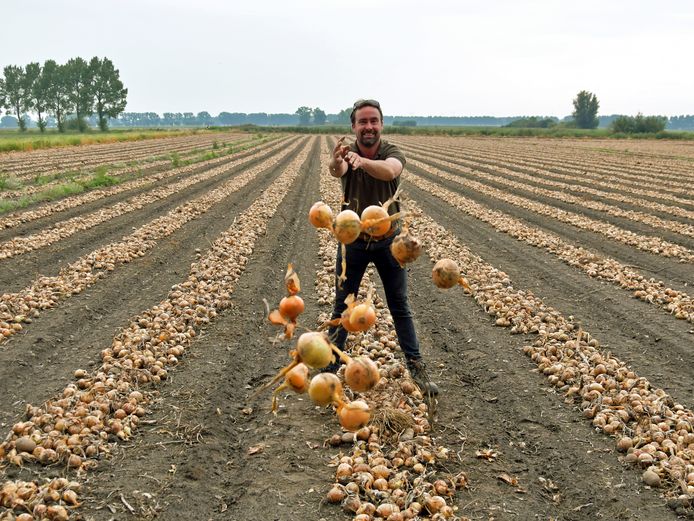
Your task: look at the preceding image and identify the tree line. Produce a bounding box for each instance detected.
[502,90,692,133]
[0,57,127,132]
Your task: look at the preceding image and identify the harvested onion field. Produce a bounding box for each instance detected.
[0,134,693,521]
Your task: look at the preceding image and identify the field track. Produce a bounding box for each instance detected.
[0,134,693,520]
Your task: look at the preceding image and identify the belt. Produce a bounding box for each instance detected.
[358,226,398,242]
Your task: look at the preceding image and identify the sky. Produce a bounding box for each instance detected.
[2,0,693,117]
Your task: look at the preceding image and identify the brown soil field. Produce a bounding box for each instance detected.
[0,135,693,521]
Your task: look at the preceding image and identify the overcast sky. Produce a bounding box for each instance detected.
[2,0,693,117]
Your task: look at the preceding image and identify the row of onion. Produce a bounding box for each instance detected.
[406,155,694,264]
[0,139,315,519]
[404,171,693,323]
[0,132,239,180]
[0,138,295,259]
[0,138,301,345]
[305,137,466,520]
[400,143,694,239]
[0,135,285,231]
[394,135,694,195]
[0,134,258,202]
[405,197,694,511]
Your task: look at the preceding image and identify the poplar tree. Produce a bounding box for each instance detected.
[572,90,600,129]
[89,57,127,131]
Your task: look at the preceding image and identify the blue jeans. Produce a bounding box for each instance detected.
[328,234,421,361]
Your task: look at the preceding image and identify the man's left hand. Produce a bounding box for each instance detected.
[345,151,364,170]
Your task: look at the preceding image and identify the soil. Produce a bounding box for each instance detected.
[1,136,692,521]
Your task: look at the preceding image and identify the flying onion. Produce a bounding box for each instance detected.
[432,258,471,290]
[336,399,371,432]
[309,373,343,406]
[390,224,422,267]
[309,201,334,230]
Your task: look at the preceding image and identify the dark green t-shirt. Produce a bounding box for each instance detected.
[340,140,406,216]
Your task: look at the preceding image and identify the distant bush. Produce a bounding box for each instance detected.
[392,120,417,127]
[504,117,558,128]
[611,114,667,134]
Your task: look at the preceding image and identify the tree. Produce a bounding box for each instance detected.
[1,65,31,131]
[218,112,246,126]
[64,57,94,132]
[313,107,326,125]
[89,57,127,131]
[611,113,667,134]
[197,111,213,126]
[42,60,70,132]
[25,62,50,132]
[0,115,18,128]
[332,107,352,125]
[572,90,599,129]
[295,106,312,125]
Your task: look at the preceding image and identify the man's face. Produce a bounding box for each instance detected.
[352,106,383,148]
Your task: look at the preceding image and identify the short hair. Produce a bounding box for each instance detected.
[350,99,383,124]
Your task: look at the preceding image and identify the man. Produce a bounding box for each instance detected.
[326,99,438,396]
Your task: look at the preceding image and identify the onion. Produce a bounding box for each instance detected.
[337,399,371,431]
[15,437,36,454]
[283,363,309,393]
[360,205,391,236]
[342,495,361,514]
[46,505,69,521]
[344,357,380,392]
[340,313,362,333]
[296,332,334,369]
[309,373,343,406]
[390,227,422,267]
[349,302,376,332]
[309,201,333,229]
[333,210,361,244]
[432,258,461,289]
[424,495,447,514]
[326,485,346,503]
[278,295,304,320]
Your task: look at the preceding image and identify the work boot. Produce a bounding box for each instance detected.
[406,358,439,396]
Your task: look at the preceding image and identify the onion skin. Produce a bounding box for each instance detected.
[309,373,343,406]
[333,210,361,244]
[344,357,380,393]
[432,258,461,289]
[309,201,333,229]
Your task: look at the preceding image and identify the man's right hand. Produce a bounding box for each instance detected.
[329,137,349,176]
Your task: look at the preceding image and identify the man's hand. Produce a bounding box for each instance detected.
[344,150,363,170]
[329,136,350,177]
[332,136,349,163]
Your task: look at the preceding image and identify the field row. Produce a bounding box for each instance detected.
[0,132,242,179]
[0,135,691,520]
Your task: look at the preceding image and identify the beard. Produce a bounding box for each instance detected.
[358,130,380,147]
